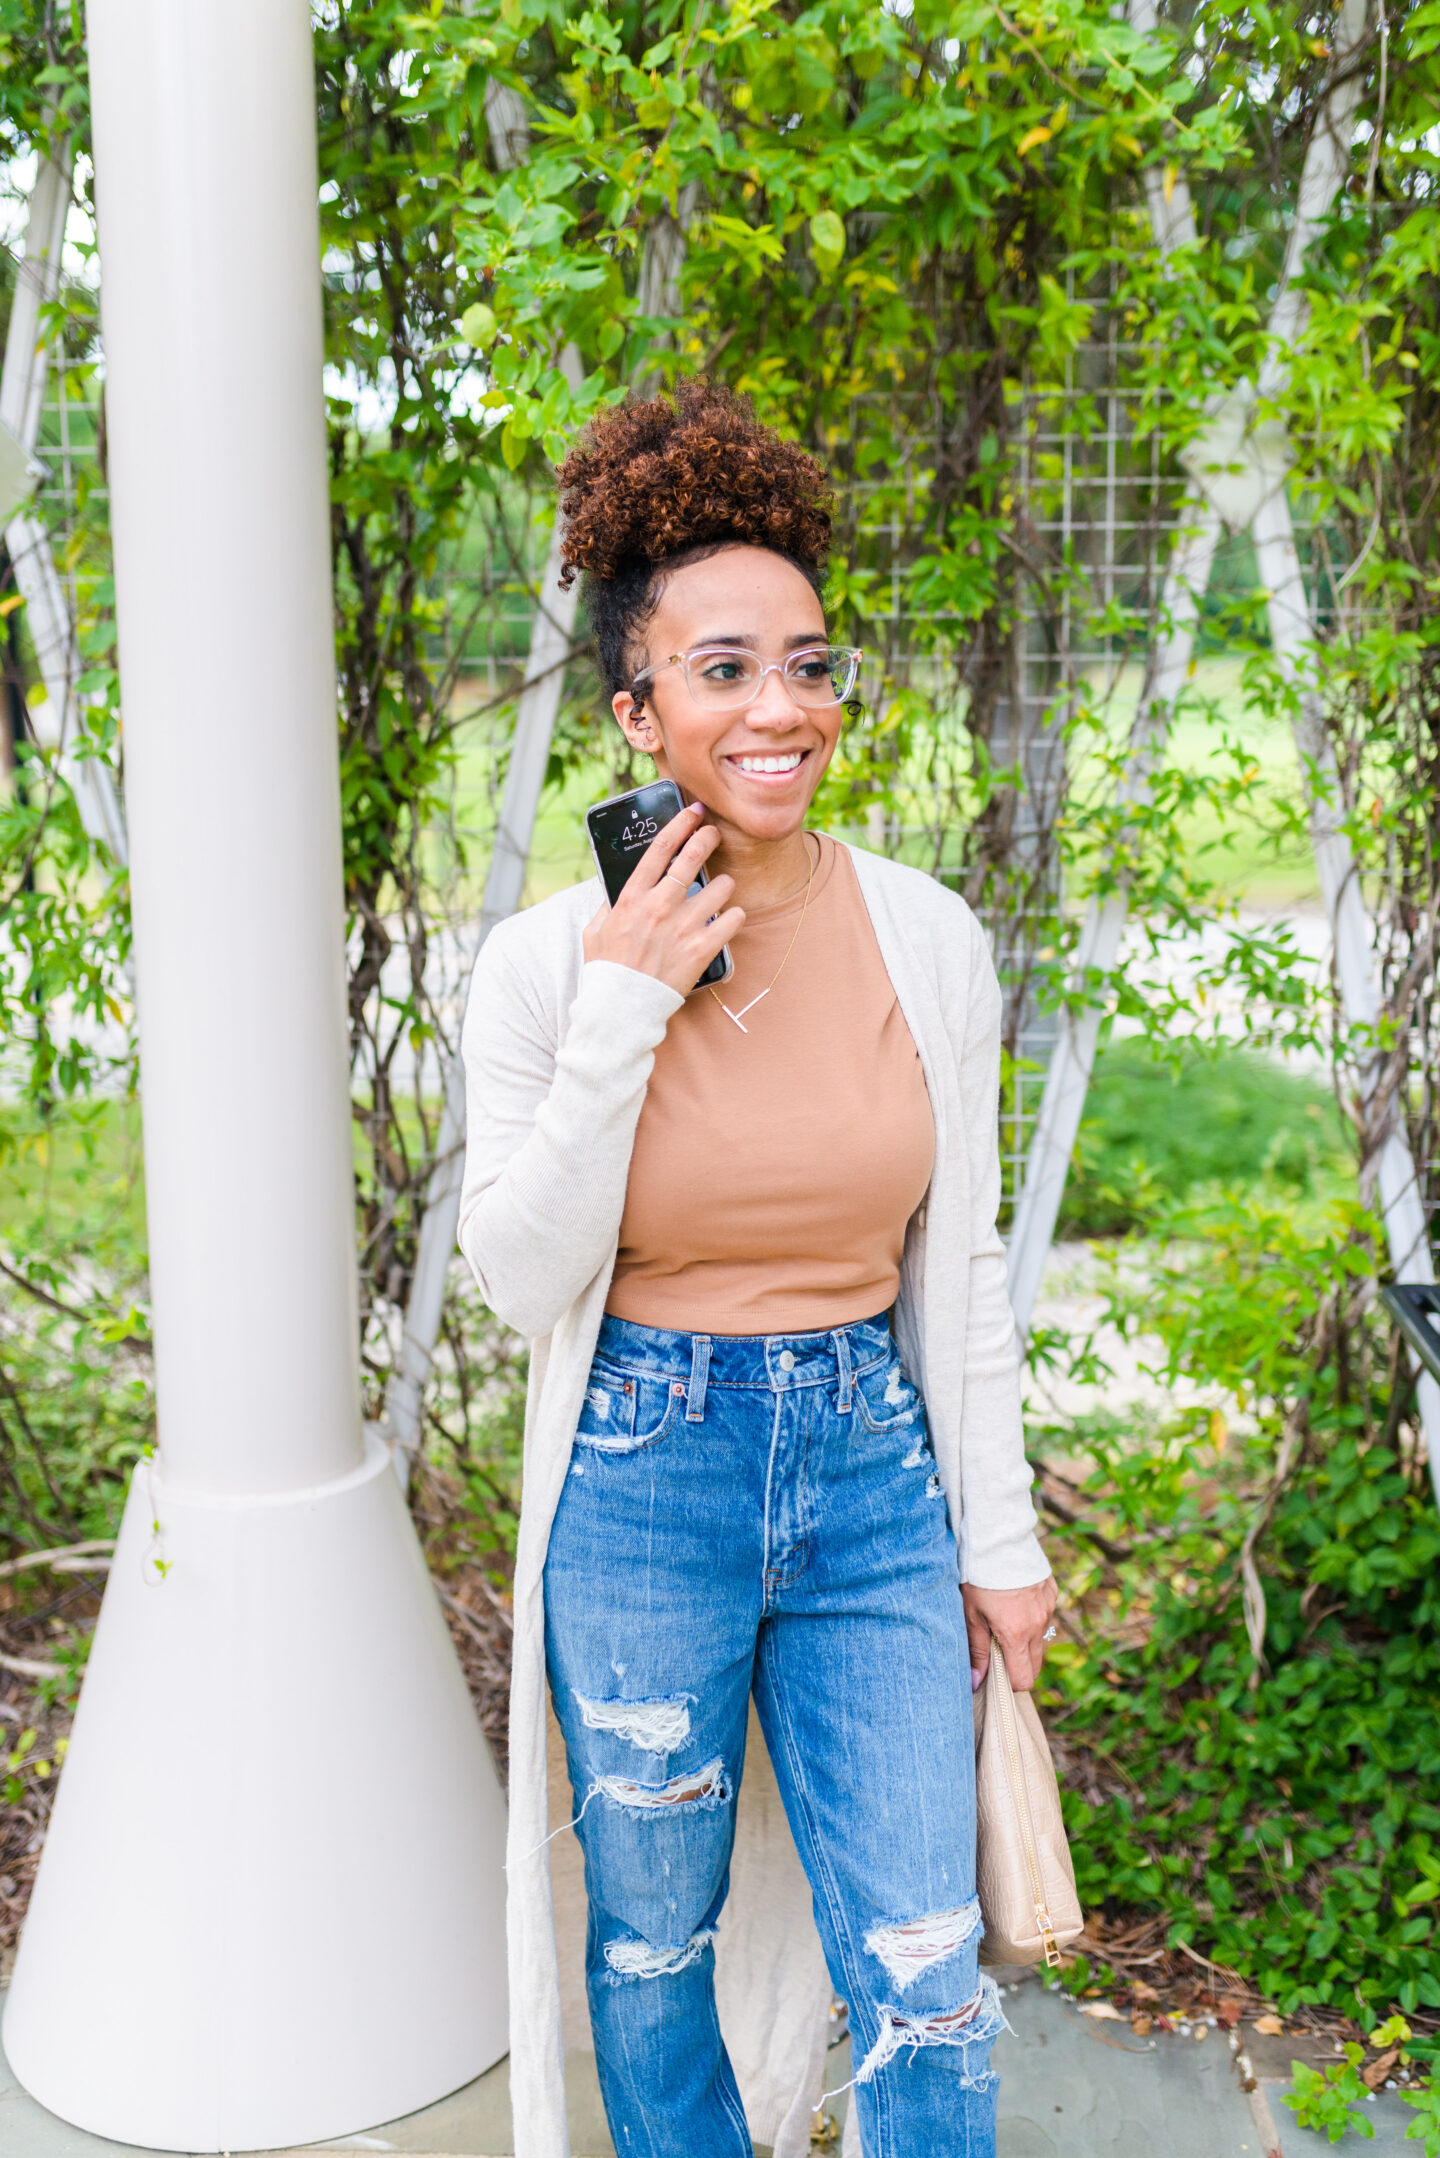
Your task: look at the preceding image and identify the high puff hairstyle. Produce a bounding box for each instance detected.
[556,380,833,701]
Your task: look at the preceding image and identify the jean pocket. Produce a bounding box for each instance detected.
[574,1360,686,1454]
[853,1356,925,1435]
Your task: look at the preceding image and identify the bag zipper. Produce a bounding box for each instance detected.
[992,1646,1061,1968]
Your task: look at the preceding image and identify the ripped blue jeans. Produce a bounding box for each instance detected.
[544,1313,1003,2158]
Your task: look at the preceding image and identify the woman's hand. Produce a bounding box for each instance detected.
[963,1577,1058,1694]
[584,799,745,998]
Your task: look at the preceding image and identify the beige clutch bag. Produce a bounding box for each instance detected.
[973,1638,1083,1967]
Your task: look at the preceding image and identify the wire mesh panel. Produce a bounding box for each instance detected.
[1,200,108,785]
[34,326,101,641]
[827,312,1184,1216]
[994,315,1182,1209]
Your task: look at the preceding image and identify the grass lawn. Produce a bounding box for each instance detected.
[1070,653,1318,912]
[1060,1036,1349,1238]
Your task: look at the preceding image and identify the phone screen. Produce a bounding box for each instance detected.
[585,779,731,991]
[586,778,687,905]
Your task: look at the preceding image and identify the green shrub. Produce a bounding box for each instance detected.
[1287,2049,1376,2143]
[0,1102,152,1552]
[1060,1040,1348,1239]
[1035,1184,1440,2018]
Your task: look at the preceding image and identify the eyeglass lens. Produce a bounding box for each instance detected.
[685,647,857,707]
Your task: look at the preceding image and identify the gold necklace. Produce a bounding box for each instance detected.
[707,835,817,1034]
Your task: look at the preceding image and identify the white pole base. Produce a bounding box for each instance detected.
[3,1434,509,2152]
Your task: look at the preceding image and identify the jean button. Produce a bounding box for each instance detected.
[778,1350,795,1371]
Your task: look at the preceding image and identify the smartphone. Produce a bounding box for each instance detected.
[585,778,733,992]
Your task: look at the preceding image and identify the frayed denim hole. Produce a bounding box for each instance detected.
[850,1972,1009,2090]
[594,1756,730,1817]
[864,1898,982,1993]
[575,1692,694,1757]
[601,1926,717,1984]
[854,1361,922,1434]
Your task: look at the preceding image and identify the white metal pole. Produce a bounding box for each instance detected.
[0,149,126,859]
[1005,0,1212,1328]
[88,2,360,1498]
[3,3,507,2146]
[1256,0,1369,404]
[2,508,127,859]
[1251,483,1440,1483]
[1006,498,1220,1330]
[0,151,69,458]
[1239,0,1439,1483]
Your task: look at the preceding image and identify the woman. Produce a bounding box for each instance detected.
[459,382,1055,2158]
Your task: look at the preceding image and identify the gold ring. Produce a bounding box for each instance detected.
[665,871,689,886]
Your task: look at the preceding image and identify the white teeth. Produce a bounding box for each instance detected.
[734,753,803,773]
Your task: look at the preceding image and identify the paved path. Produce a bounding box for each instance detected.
[0,1976,1419,2155]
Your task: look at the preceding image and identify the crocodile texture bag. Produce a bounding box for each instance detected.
[973,1637,1084,1967]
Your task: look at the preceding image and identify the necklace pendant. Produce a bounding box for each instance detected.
[719,986,770,1032]
[705,840,816,1035]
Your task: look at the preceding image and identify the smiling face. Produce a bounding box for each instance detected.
[612,545,843,845]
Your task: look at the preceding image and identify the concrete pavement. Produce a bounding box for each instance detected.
[3,1972,1422,2155]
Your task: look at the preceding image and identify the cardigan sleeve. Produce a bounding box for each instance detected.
[953,915,1051,1590]
[457,932,683,1340]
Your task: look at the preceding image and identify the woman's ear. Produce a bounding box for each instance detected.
[613,689,658,757]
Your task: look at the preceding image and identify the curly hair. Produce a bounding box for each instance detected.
[556,380,833,699]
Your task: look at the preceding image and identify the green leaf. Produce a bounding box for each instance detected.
[809,210,846,275]
[459,301,497,346]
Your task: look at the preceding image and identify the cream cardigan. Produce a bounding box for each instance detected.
[458,841,1047,2158]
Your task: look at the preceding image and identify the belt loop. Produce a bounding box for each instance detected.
[833,1327,855,1415]
[686,1335,712,1423]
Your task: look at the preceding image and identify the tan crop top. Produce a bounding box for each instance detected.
[606,835,935,1336]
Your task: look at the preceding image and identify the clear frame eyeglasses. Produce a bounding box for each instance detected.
[631,643,863,713]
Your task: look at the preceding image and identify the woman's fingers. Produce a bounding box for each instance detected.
[962,1577,1057,1694]
[658,828,722,901]
[701,903,746,957]
[630,799,709,892]
[964,1599,993,1689]
[681,869,735,916]
[998,1624,1043,1691]
[584,803,741,994]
